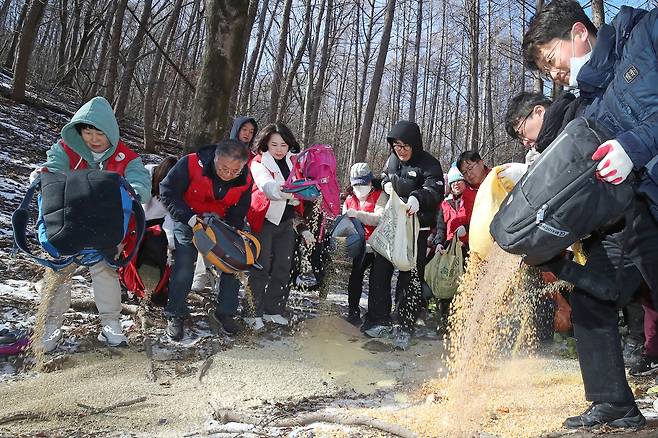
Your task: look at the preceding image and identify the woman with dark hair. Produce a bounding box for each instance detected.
[246,123,312,330]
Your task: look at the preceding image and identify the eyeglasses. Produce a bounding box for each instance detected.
[514,107,535,142]
[538,39,563,81]
[461,162,480,175]
[217,164,243,177]
[392,141,412,151]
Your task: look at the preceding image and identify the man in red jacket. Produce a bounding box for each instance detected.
[159,140,252,341]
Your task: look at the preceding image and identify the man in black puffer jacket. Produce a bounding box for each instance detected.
[363,120,443,350]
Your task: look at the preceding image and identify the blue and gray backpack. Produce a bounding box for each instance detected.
[12,169,145,270]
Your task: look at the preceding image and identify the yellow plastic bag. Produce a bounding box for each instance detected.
[468,166,512,259]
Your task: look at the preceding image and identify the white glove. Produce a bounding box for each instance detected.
[497,162,528,190]
[592,140,633,185]
[29,167,42,183]
[383,182,393,195]
[405,196,419,215]
[187,214,199,228]
[525,148,540,165]
[288,197,300,206]
[346,208,358,218]
[437,244,447,255]
[455,225,466,238]
[301,230,315,246]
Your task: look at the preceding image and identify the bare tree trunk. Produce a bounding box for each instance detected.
[302,0,326,142]
[228,0,258,119]
[391,1,408,125]
[484,0,494,148]
[186,0,250,152]
[354,0,396,163]
[4,0,28,69]
[144,0,184,152]
[11,0,47,103]
[104,0,128,103]
[305,0,333,145]
[408,0,421,122]
[65,0,82,73]
[0,0,12,30]
[532,0,544,92]
[277,0,312,122]
[56,0,68,73]
[466,0,480,151]
[591,0,604,28]
[89,0,116,97]
[238,0,269,114]
[268,0,292,121]
[115,0,153,119]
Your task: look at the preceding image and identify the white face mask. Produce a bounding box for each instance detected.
[353,185,371,201]
[568,34,593,89]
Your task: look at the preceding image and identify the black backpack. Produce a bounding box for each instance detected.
[490,117,634,266]
[12,169,145,270]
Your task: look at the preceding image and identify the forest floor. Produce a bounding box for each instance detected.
[1,79,658,437]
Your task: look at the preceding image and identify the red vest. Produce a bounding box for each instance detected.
[440,186,476,244]
[344,189,383,240]
[62,140,138,174]
[183,153,252,218]
[247,153,303,232]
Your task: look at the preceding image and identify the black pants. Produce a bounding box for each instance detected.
[570,199,658,403]
[348,252,374,311]
[365,230,428,332]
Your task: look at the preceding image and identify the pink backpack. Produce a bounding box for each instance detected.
[282,144,340,217]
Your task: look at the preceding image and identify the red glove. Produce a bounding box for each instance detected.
[591,140,633,185]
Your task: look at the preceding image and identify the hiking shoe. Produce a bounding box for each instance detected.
[364,325,393,339]
[346,309,362,326]
[564,402,646,429]
[97,321,128,347]
[263,314,289,325]
[622,338,643,366]
[393,330,412,350]
[166,317,184,341]
[217,314,242,335]
[244,317,265,332]
[629,354,658,376]
[42,323,62,353]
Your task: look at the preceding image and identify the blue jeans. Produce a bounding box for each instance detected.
[164,221,240,318]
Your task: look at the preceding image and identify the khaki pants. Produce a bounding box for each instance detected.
[42,262,122,326]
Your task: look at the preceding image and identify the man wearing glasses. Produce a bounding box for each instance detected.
[363,120,443,350]
[455,151,490,190]
[159,140,252,341]
[522,0,658,429]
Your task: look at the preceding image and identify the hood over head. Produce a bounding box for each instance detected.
[60,96,120,162]
[386,120,423,154]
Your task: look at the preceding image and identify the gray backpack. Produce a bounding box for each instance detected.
[490,117,634,266]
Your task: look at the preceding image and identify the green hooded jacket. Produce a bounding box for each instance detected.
[43,96,151,202]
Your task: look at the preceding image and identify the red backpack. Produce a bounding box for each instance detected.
[282,144,340,217]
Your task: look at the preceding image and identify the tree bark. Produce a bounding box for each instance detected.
[408,0,422,122]
[104,0,128,103]
[354,0,396,163]
[268,0,292,122]
[144,0,184,152]
[238,0,270,114]
[277,0,312,122]
[186,0,250,152]
[11,0,47,103]
[591,0,604,28]
[466,0,480,151]
[3,0,29,69]
[115,0,153,119]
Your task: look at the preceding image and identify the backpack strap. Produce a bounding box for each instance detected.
[103,180,146,268]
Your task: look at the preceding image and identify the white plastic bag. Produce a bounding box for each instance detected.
[368,190,419,271]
